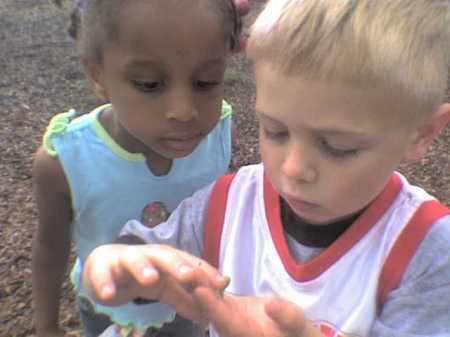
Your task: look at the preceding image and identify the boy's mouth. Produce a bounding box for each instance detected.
[283,195,319,213]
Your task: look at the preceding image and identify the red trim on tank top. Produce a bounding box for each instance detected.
[265,173,403,281]
[203,173,236,268]
[377,200,449,310]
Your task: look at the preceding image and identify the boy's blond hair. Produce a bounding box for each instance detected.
[248,0,450,114]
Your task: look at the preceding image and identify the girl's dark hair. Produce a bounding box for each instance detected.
[68,6,82,40]
[67,0,242,64]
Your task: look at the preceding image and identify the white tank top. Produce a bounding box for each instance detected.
[204,164,448,337]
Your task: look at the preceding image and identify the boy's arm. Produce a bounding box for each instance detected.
[82,242,228,321]
[32,147,73,337]
[118,182,216,255]
[371,216,450,336]
[193,288,324,337]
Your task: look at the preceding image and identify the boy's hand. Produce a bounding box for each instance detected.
[194,287,324,337]
[83,244,228,320]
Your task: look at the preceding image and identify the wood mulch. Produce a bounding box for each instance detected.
[0,1,447,336]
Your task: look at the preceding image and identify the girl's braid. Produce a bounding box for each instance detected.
[51,0,84,40]
[227,0,243,50]
[68,4,82,39]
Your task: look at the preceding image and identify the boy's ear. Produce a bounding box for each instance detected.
[82,57,109,102]
[403,103,450,163]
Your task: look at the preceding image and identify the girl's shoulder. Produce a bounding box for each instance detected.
[42,104,108,156]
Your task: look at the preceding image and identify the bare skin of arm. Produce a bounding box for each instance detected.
[32,146,73,337]
[193,287,324,337]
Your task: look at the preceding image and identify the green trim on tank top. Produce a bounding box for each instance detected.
[92,104,146,163]
[42,100,231,160]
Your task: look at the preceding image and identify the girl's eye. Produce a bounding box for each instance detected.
[319,138,360,159]
[131,80,164,92]
[195,80,220,90]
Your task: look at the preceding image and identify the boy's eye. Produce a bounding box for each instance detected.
[131,79,164,92]
[318,138,360,159]
[263,128,288,141]
[195,80,220,90]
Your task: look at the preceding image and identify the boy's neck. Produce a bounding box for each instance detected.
[280,198,364,248]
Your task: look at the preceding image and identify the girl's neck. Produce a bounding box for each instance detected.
[100,106,173,176]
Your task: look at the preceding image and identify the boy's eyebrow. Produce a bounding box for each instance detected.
[256,109,370,137]
[255,109,282,123]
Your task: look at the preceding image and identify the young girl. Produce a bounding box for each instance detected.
[32,0,245,336]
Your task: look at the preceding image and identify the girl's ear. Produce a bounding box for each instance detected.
[82,57,109,102]
[403,103,450,163]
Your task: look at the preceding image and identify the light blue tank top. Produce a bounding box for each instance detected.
[43,102,232,331]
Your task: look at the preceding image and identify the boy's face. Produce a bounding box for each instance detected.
[255,62,422,225]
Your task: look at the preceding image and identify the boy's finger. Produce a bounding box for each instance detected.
[141,245,226,289]
[193,286,231,325]
[119,246,160,286]
[158,277,208,320]
[83,253,118,303]
[175,249,228,288]
[265,297,299,333]
[265,298,322,337]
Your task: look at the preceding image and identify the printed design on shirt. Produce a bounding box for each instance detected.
[140,202,170,228]
[313,320,361,337]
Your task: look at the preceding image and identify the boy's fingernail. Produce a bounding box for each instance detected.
[142,266,156,279]
[215,274,226,283]
[178,265,193,275]
[102,284,115,297]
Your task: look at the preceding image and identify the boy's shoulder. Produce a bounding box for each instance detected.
[232,163,265,185]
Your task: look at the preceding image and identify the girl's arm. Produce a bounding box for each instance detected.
[32,146,73,337]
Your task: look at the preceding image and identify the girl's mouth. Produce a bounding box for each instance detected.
[162,134,203,152]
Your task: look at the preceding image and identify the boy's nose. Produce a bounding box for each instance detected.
[165,89,198,122]
[281,143,317,183]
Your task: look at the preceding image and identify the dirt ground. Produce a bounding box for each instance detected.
[0,1,448,337]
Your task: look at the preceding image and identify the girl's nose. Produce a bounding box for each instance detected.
[281,143,317,183]
[165,89,198,122]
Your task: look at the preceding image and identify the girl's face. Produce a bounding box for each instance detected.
[255,62,426,225]
[87,0,230,169]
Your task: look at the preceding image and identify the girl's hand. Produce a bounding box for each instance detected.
[82,244,228,320]
[194,287,324,337]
